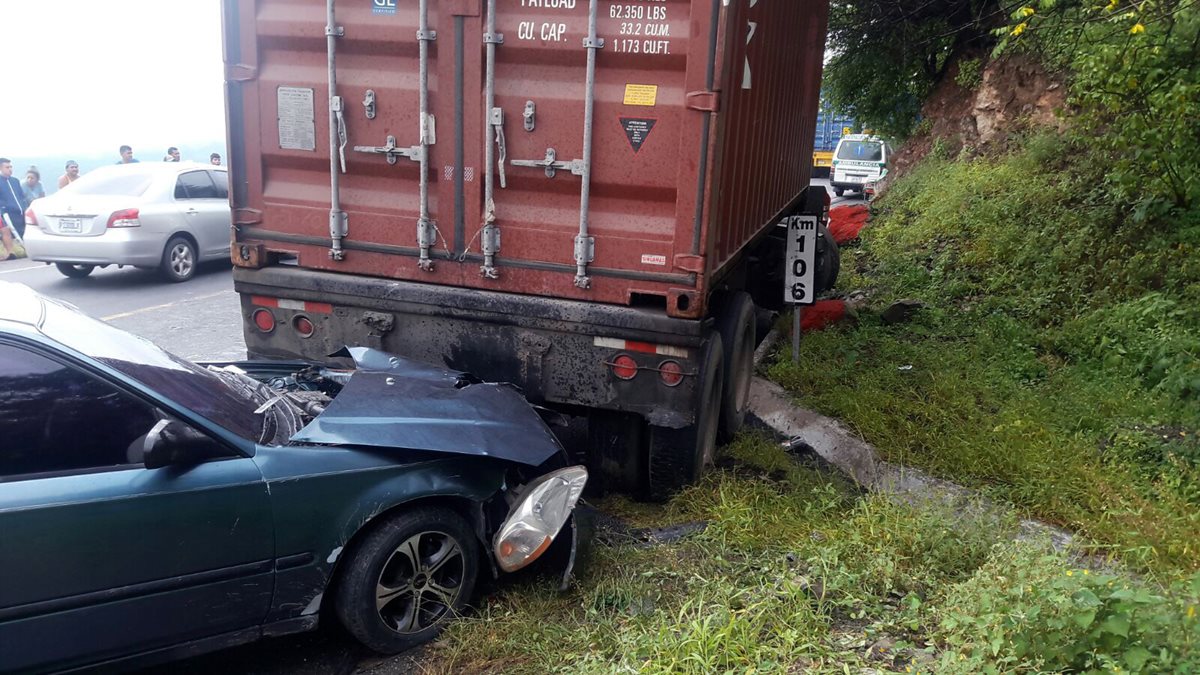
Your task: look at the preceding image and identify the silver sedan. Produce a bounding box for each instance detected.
[24,162,231,282]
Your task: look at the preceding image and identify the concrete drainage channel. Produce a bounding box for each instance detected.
[747,326,1075,552]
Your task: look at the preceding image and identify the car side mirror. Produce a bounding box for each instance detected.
[143,419,226,469]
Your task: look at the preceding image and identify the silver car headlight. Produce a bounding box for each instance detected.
[493,466,588,573]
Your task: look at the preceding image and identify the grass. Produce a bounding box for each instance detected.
[410,135,1200,672]
[417,435,1198,673]
[769,135,1200,576]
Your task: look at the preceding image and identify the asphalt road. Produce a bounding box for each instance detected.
[0,256,246,362]
[812,176,865,208]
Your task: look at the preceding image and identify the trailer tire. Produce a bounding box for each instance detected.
[587,411,647,495]
[716,292,755,443]
[815,224,840,293]
[647,332,724,500]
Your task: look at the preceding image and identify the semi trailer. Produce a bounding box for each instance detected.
[221,0,836,496]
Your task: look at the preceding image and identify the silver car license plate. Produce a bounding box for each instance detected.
[58,217,83,234]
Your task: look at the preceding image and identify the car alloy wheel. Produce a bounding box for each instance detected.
[335,507,479,654]
[374,530,465,634]
[161,236,196,282]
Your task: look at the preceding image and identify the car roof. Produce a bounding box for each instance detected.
[0,282,46,327]
[839,134,881,142]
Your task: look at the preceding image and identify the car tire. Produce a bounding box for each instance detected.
[161,236,197,283]
[55,263,94,279]
[335,506,479,654]
[647,332,724,500]
[716,292,756,443]
[833,187,844,197]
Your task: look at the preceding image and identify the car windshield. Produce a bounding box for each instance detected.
[67,169,157,197]
[37,297,266,443]
[836,141,884,162]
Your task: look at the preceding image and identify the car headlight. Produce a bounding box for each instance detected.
[493,466,588,573]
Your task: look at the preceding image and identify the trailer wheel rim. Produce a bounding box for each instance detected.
[731,314,754,415]
[699,351,723,469]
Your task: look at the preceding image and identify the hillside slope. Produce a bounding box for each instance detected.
[771,51,1200,574]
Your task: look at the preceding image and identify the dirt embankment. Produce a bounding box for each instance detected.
[891,54,1068,177]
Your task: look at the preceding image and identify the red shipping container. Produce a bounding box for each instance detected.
[225,0,828,319]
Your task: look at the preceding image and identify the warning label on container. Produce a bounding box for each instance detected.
[277,86,316,151]
[623,84,658,107]
[641,254,667,266]
[620,117,657,152]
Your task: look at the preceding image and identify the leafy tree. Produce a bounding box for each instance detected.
[1001,0,1200,212]
[823,0,1007,138]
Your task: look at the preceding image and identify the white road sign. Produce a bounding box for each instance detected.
[785,215,818,305]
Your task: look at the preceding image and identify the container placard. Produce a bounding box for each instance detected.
[277,86,316,151]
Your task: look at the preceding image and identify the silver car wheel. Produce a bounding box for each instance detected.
[170,243,194,278]
[374,530,465,635]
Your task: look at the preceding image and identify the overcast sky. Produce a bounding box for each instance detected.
[0,1,225,160]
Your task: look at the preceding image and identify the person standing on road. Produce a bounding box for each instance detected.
[22,168,45,203]
[58,160,80,189]
[210,152,222,166]
[116,145,139,164]
[164,147,181,162]
[0,158,28,259]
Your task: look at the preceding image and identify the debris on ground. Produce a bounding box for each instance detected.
[829,204,870,245]
[880,299,924,325]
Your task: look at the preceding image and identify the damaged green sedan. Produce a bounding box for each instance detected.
[0,283,587,673]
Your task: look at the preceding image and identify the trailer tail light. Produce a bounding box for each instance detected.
[658,360,684,387]
[292,315,315,338]
[610,354,638,380]
[252,308,276,333]
[106,208,140,228]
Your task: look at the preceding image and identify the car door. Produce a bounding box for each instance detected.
[0,340,274,673]
[209,169,233,258]
[173,170,229,259]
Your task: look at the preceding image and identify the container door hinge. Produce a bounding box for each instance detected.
[673,254,705,273]
[227,64,258,82]
[353,135,424,164]
[481,224,501,257]
[362,89,376,119]
[523,100,536,131]
[417,218,437,271]
[329,211,348,261]
[574,235,595,265]
[234,208,263,226]
[686,90,720,113]
[573,235,595,289]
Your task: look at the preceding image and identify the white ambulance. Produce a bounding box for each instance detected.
[830,134,889,197]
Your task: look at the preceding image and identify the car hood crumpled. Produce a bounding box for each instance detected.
[289,347,565,467]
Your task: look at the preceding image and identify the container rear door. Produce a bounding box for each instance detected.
[226,0,719,317]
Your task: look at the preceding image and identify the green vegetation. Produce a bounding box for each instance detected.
[1001,0,1200,213]
[421,436,1198,673]
[771,134,1200,575]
